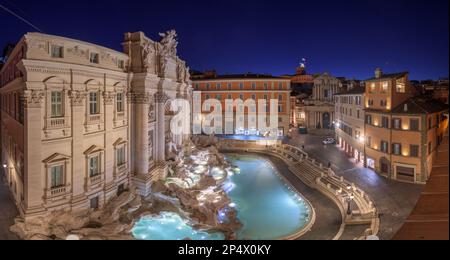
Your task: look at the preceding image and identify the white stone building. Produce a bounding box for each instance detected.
[0,31,192,219]
[334,87,366,163]
[304,73,343,130]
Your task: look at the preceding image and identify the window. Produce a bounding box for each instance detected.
[366,136,372,147]
[369,83,376,93]
[381,82,388,93]
[89,92,99,115]
[89,155,100,177]
[194,83,199,90]
[206,83,210,90]
[216,94,222,100]
[324,89,329,99]
[239,94,244,100]
[357,110,360,119]
[116,93,124,112]
[410,119,419,131]
[51,45,63,58]
[51,91,63,118]
[278,95,283,101]
[227,94,232,99]
[227,83,232,90]
[216,83,221,90]
[264,83,268,90]
[393,118,401,129]
[251,94,256,100]
[381,141,389,153]
[393,143,402,155]
[89,52,99,64]
[278,105,283,113]
[278,82,283,90]
[116,147,126,167]
[264,94,268,100]
[366,115,372,125]
[205,94,210,100]
[382,116,389,128]
[239,83,244,90]
[396,80,406,93]
[380,100,387,107]
[118,60,124,69]
[251,83,256,90]
[410,145,419,157]
[50,165,64,188]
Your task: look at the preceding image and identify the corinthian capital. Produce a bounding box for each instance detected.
[154,92,170,103]
[130,92,151,104]
[69,90,87,106]
[23,89,45,108]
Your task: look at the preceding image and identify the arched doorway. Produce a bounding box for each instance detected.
[322,112,331,129]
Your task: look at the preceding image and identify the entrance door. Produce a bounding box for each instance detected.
[323,113,331,129]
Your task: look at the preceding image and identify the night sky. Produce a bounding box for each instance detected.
[1,0,448,80]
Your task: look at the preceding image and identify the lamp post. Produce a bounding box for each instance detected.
[347,193,354,216]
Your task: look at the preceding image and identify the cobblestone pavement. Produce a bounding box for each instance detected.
[286,130,423,240]
[0,172,19,240]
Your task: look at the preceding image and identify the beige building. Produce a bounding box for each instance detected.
[334,87,366,163]
[0,31,192,218]
[364,69,448,183]
[304,73,343,130]
[192,73,291,137]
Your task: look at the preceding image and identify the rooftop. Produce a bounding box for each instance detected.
[365,71,409,81]
[191,73,289,81]
[391,96,449,114]
[334,86,366,96]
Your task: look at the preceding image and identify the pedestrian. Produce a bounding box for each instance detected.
[301,145,305,150]
[328,162,331,168]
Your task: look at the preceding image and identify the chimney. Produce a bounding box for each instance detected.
[404,104,408,112]
[375,68,382,79]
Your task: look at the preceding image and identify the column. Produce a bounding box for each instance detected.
[69,90,87,206]
[155,92,168,163]
[133,93,150,176]
[103,91,114,188]
[23,89,45,215]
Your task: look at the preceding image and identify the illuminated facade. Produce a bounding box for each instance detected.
[0,32,192,218]
[363,69,448,183]
[334,87,366,163]
[192,73,291,136]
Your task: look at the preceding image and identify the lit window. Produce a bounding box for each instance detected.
[381,82,388,93]
[396,80,405,93]
[51,91,63,118]
[369,83,376,93]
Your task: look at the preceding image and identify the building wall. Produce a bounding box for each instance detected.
[335,93,365,162]
[364,111,448,183]
[0,32,192,218]
[192,78,291,135]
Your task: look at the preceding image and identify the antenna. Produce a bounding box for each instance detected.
[0,4,43,32]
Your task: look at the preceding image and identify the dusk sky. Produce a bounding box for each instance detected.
[1,0,448,80]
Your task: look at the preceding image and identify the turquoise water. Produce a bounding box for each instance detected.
[132,154,311,240]
[132,211,225,240]
[225,154,311,240]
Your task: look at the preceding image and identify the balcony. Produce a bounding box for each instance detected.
[45,185,70,199]
[89,173,103,185]
[88,114,101,123]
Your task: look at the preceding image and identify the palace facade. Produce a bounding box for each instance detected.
[192,72,291,137]
[0,31,192,218]
[304,73,343,130]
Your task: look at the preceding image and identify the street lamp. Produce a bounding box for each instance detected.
[347,193,355,216]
